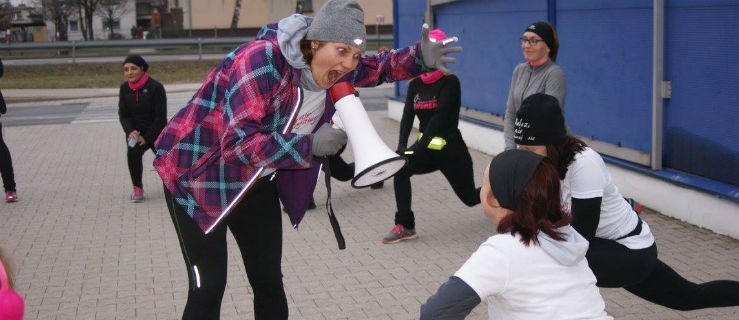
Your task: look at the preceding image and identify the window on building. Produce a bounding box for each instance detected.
[296,0,313,13]
[69,20,79,31]
[103,19,121,31]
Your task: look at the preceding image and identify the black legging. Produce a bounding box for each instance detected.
[0,123,16,192]
[164,177,288,320]
[587,238,739,310]
[126,143,155,188]
[393,136,479,229]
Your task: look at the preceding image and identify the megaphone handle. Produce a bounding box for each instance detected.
[322,158,346,250]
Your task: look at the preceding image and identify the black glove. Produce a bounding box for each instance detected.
[311,123,348,157]
[418,23,463,75]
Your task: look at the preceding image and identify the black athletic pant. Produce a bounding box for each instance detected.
[587,238,739,310]
[127,143,155,188]
[393,137,479,229]
[164,176,288,320]
[0,123,15,192]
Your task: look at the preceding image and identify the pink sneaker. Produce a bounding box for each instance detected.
[5,191,18,203]
[130,186,144,202]
[382,224,417,244]
[626,198,644,215]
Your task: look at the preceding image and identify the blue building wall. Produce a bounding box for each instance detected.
[393,0,738,188]
[662,0,738,188]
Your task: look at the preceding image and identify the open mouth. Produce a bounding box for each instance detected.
[327,70,341,84]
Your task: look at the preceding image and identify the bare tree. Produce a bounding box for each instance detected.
[230,0,241,31]
[97,0,128,39]
[34,0,76,41]
[75,0,101,40]
[0,2,11,31]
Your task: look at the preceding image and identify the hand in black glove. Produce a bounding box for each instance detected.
[418,23,463,74]
[311,123,348,157]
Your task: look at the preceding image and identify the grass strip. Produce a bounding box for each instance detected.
[1,59,221,89]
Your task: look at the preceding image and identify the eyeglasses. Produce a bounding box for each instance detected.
[520,37,544,46]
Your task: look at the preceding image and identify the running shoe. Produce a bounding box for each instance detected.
[382,224,417,244]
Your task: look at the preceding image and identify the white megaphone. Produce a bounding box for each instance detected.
[329,82,407,188]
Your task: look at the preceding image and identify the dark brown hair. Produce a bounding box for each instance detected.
[299,39,326,66]
[496,158,571,246]
[549,28,559,61]
[546,135,587,179]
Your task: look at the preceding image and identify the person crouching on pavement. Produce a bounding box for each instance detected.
[118,54,167,202]
[0,57,18,203]
[382,28,480,244]
[515,93,739,311]
[420,149,612,320]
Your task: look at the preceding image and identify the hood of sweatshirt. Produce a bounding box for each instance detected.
[276,14,311,69]
[275,14,321,91]
[537,225,589,266]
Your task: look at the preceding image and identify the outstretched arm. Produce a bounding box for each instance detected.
[420,276,481,320]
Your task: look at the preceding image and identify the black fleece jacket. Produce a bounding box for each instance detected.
[117,77,167,145]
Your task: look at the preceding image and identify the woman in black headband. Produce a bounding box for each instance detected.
[421,149,611,319]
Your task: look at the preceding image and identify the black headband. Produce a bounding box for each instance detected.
[489,149,544,210]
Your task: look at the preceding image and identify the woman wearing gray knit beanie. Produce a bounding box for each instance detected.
[153,0,463,319]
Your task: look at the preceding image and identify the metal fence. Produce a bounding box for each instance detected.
[0,35,395,64]
[0,38,252,63]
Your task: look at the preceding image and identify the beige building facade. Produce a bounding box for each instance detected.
[174,0,392,36]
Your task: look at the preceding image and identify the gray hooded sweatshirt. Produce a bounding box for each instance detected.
[277,14,322,91]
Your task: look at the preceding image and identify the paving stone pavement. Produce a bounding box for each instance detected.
[0,92,737,319]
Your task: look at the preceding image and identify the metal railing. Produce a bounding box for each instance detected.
[0,34,395,63]
[0,37,255,63]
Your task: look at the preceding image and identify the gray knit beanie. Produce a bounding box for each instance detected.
[307,0,366,51]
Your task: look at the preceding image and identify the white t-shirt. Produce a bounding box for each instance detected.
[455,233,612,320]
[561,147,655,249]
[262,89,326,177]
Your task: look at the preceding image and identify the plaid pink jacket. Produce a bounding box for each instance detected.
[154,22,426,232]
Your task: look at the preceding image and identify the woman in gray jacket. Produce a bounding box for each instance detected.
[503,20,566,151]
